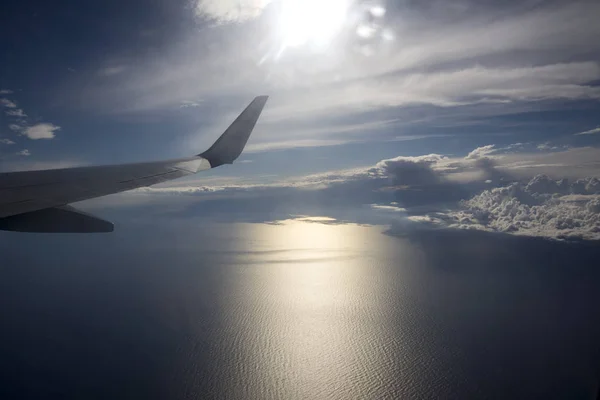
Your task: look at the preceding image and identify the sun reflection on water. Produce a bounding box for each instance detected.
[216,217,418,398]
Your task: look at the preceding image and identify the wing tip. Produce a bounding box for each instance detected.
[200,95,269,167]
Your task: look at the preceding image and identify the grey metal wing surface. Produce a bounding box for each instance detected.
[0,95,268,232]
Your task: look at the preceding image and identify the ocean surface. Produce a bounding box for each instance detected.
[1,219,600,399]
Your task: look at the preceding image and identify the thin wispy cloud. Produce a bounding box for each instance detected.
[246,138,350,152]
[0,138,15,145]
[262,62,600,122]
[466,145,497,160]
[193,0,271,23]
[179,100,204,108]
[0,98,17,108]
[98,65,127,76]
[5,109,27,117]
[574,127,600,136]
[240,117,403,152]
[67,0,600,154]
[16,149,31,156]
[8,124,23,132]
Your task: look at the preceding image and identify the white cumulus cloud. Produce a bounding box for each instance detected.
[447,176,600,240]
[22,123,60,140]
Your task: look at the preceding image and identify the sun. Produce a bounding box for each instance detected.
[278,0,349,47]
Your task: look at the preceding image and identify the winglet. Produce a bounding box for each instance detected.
[199,95,268,168]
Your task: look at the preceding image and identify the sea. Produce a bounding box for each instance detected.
[1,219,599,399]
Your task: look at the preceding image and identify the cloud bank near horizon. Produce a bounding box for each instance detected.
[79,144,600,241]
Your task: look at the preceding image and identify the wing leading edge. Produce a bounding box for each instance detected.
[0,95,268,232]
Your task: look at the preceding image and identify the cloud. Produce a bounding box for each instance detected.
[536,142,568,151]
[193,0,270,23]
[179,100,203,108]
[0,89,12,95]
[5,108,27,117]
[574,127,600,136]
[241,118,404,152]
[88,143,599,241]
[54,1,598,159]
[0,138,15,145]
[16,149,31,156]
[445,176,600,241]
[78,0,600,135]
[493,147,600,179]
[98,65,127,76]
[246,138,350,152]
[22,123,60,140]
[0,93,61,140]
[370,204,407,213]
[370,154,447,186]
[264,62,600,122]
[0,98,17,108]
[466,145,496,160]
[462,143,546,162]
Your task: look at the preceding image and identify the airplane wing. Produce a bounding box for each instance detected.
[0,95,268,233]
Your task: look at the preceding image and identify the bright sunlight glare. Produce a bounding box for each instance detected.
[279,0,349,47]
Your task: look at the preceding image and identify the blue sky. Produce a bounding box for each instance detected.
[1,0,599,239]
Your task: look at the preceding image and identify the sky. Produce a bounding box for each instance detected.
[0,0,599,240]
